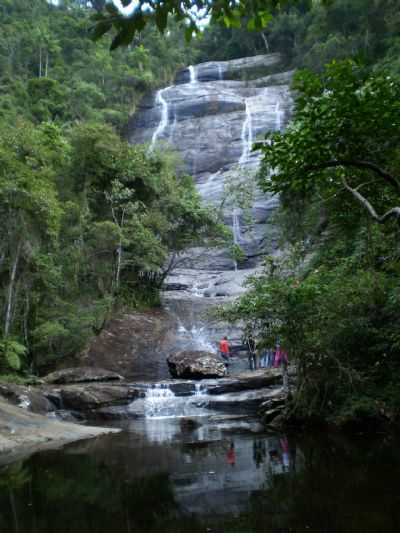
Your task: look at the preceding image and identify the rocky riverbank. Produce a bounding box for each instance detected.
[0,399,119,466]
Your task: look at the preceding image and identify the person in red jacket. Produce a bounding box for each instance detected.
[219,336,230,365]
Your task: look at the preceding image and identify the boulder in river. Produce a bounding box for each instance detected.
[167,350,226,379]
[0,384,54,415]
[43,367,124,385]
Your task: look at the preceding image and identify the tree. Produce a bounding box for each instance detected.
[258,60,400,229]
[91,0,300,50]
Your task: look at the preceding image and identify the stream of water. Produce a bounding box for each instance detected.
[1,423,399,533]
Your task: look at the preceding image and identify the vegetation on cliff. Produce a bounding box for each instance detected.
[220,61,400,426]
[0,0,221,376]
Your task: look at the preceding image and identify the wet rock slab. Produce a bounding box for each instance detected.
[0,399,119,466]
[43,367,124,385]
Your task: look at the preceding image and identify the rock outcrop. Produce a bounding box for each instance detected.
[167,350,226,379]
[43,367,124,385]
[0,399,119,465]
[128,53,293,274]
[0,383,54,415]
[72,310,178,381]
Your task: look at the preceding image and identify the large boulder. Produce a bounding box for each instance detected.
[167,350,226,379]
[54,383,140,411]
[43,367,124,385]
[0,384,54,414]
[76,311,178,381]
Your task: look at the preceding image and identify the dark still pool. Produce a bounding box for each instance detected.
[0,417,399,533]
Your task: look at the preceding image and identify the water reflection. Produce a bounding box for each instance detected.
[0,428,399,532]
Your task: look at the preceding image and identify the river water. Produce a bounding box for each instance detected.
[0,415,399,532]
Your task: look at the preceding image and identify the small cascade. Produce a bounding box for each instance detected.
[218,64,223,81]
[150,87,170,150]
[177,320,216,353]
[188,65,197,84]
[239,99,253,166]
[232,208,242,271]
[194,382,208,397]
[143,383,177,418]
[130,382,212,420]
[169,112,177,142]
[275,100,283,131]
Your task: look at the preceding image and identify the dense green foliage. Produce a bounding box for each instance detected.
[0,0,195,130]
[92,0,287,50]
[220,59,400,426]
[213,1,400,426]
[0,121,219,373]
[195,0,400,74]
[0,0,222,375]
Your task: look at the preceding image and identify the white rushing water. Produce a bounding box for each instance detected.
[177,320,216,353]
[150,87,170,149]
[189,65,197,84]
[143,383,177,418]
[232,208,242,271]
[136,382,211,421]
[239,98,253,166]
[275,100,283,131]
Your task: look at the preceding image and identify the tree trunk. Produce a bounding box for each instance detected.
[39,46,42,78]
[4,242,21,337]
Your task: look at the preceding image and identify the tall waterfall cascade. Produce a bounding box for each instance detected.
[149,87,170,150]
[129,53,293,302]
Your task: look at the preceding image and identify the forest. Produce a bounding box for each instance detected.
[1,0,400,427]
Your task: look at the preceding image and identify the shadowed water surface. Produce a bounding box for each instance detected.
[0,417,399,533]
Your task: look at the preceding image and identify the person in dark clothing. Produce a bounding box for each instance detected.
[247,334,257,370]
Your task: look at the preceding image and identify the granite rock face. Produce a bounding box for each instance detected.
[167,350,227,379]
[128,53,293,273]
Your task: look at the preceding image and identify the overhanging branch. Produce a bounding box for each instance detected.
[342,177,400,224]
[308,159,400,192]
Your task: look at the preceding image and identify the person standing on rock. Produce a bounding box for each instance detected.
[219,336,230,368]
[247,334,257,370]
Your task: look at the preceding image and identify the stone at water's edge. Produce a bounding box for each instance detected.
[0,399,119,466]
[43,367,124,385]
[167,350,226,379]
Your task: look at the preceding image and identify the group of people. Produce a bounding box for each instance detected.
[219,335,289,371]
[247,335,289,371]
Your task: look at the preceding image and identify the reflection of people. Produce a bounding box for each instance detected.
[227,441,236,467]
[280,436,290,471]
[219,336,230,367]
[253,440,266,468]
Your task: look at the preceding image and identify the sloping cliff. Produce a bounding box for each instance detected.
[128,53,293,296]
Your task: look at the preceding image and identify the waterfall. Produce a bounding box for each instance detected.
[177,319,216,353]
[150,87,170,150]
[232,208,242,271]
[133,382,211,421]
[275,100,283,131]
[218,64,223,81]
[232,208,242,244]
[189,65,197,84]
[194,383,207,397]
[144,383,176,417]
[239,99,253,166]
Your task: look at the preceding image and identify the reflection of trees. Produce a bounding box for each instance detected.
[237,434,400,533]
[0,462,31,533]
[0,453,206,533]
[1,434,399,533]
